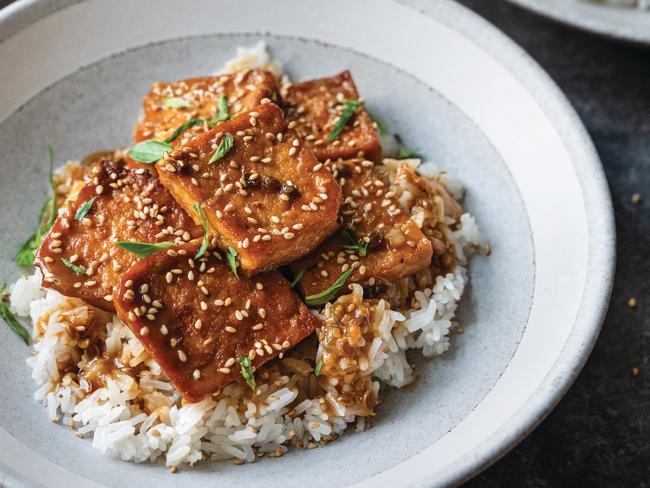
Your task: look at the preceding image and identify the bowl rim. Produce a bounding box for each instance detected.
[398,0,615,485]
[505,0,650,46]
[0,0,616,486]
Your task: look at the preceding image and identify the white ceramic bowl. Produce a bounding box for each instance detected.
[0,0,615,486]
[507,0,650,45]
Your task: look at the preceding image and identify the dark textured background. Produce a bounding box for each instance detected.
[0,0,648,486]
[456,1,650,487]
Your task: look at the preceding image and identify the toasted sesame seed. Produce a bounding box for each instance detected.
[225,326,237,333]
[225,357,236,367]
[140,326,150,336]
[178,350,187,362]
[195,319,203,330]
[289,147,297,156]
[193,369,201,380]
[160,325,168,335]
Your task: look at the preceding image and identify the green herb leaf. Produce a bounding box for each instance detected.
[164,118,205,144]
[341,228,368,257]
[290,269,305,289]
[305,268,354,306]
[0,283,30,345]
[238,355,256,390]
[128,140,172,163]
[225,245,239,278]
[314,359,323,377]
[61,258,86,275]
[14,233,39,267]
[368,110,388,136]
[114,240,174,257]
[398,144,419,159]
[193,202,209,259]
[371,376,392,391]
[47,140,57,228]
[15,143,59,267]
[208,133,234,164]
[162,97,190,109]
[207,96,230,126]
[394,134,419,159]
[74,196,97,221]
[327,99,363,142]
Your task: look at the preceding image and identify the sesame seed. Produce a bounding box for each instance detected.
[225,357,236,367]
[178,350,187,362]
[200,301,208,311]
[256,282,263,290]
[140,326,150,336]
[160,325,168,335]
[193,369,201,380]
[289,147,297,156]
[235,311,244,321]
[195,319,203,330]
[253,323,264,330]
[225,326,237,333]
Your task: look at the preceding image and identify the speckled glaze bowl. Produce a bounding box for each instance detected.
[0,0,615,487]
[507,0,650,45]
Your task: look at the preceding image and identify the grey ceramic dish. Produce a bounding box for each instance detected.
[507,0,650,45]
[0,0,615,486]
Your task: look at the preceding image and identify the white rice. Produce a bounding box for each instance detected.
[7,44,486,469]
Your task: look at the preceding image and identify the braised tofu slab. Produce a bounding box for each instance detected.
[156,102,342,274]
[134,69,280,146]
[291,158,433,298]
[35,160,202,311]
[113,242,320,402]
[281,71,381,162]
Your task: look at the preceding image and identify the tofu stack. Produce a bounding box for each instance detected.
[35,68,448,403]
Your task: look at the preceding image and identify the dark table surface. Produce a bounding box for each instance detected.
[455,1,650,487]
[0,0,648,486]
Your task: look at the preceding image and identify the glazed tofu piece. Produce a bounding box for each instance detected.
[134,69,280,146]
[113,242,320,402]
[281,71,382,162]
[290,158,433,298]
[156,102,342,274]
[35,160,202,312]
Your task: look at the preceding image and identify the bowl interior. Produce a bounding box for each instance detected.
[0,34,533,487]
